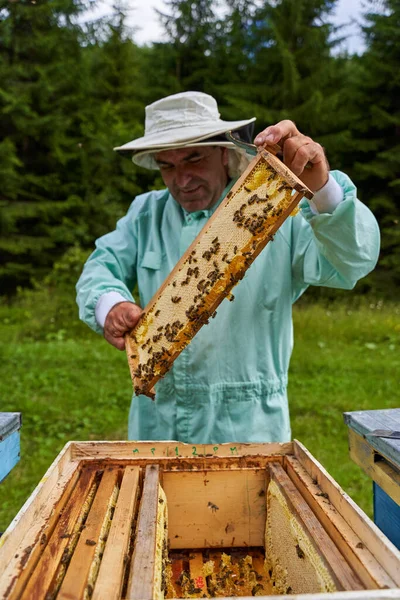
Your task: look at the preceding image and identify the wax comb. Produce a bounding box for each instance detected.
[126,149,313,398]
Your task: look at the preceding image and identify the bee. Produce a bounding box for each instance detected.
[207,501,219,513]
[172,281,177,287]
[130,354,137,359]
[244,185,251,192]
[296,544,305,559]
[228,294,235,302]
[248,194,259,205]
[157,326,163,332]
[212,237,218,244]
[222,253,228,262]
[234,246,238,254]
[171,296,182,303]
[155,310,160,317]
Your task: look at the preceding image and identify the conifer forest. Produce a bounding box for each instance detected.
[0,0,399,298]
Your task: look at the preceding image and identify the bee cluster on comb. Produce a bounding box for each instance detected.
[126,149,313,398]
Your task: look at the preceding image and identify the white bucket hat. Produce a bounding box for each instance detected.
[114,91,256,171]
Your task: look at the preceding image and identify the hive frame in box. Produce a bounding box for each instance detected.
[0,440,400,599]
[125,149,313,399]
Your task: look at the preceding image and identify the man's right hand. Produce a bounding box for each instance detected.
[104,301,143,350]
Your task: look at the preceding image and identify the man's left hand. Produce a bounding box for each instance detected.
[254,120,329,192]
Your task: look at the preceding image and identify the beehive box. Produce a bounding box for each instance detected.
[1,441,400,599]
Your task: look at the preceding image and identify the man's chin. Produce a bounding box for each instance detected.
[177,191,212,212]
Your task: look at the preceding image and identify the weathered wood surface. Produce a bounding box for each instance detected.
[285,455,396,590]
[0,442,77,598]
[293,440,400,587]
[126,150,313,398]
[58,467,120,600]
[21,467,98,599]
[0,413,21,483]
[70,439,293,461]
[92,466,140,600]
[348,429,400,506]
[268,462,363,592]
[126,464,160,599]
[344,409,400,469]
[345,409,400,551]
[0,413,21,440]
[170,592,400,600]
[163,468,266,549]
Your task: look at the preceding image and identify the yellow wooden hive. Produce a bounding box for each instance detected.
[125,150,313,398]
[1,441,400,599]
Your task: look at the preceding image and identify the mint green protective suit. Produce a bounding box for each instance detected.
[76,171,380,443]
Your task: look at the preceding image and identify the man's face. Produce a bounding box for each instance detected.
[154,146,229,212]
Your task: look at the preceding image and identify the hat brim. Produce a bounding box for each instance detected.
[131,141,247,170]
[113,117,256,154]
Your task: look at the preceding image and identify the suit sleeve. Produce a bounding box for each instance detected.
[290,170,380,302]
[76,200,141,334]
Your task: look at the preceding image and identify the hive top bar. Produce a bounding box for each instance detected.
[126,150,313,398]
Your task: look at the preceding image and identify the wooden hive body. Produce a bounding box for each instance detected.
[126,150,313,398]
[1,441,400,599]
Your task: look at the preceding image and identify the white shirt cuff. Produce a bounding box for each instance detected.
[95,291,128,328]
[308,174,344,215]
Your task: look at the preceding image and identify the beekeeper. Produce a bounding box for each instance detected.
[76,91,380,443]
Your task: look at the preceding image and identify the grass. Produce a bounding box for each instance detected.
[0,292,399,533]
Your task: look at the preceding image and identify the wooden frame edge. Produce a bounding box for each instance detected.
[293,440,400,586]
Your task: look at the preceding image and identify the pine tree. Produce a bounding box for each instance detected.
[348,0,400,292]
[207,0,353,163]
[156,0,217,90]
[0,0,89,292]
[0,0,154,294]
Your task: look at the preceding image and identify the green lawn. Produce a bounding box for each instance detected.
[0,297,399,532]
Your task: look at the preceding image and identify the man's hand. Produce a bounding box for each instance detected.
[104,301,143,350]
[254,120,329,192]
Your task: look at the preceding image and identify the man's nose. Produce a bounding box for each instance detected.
[175,166,193,188]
